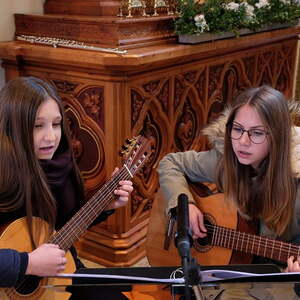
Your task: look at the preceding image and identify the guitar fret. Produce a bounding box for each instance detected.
[251,233,254,254]
[270,239,275,259]
[256,236,260,256]
[237,230,240,251]
[263,236,267,257]
[48,136,150,252]
[279,241,283,261]
[244,232,248,253]
[209,221,300,264]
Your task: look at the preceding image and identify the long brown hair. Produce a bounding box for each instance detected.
[0,76,83,246]
[217,86,296,236]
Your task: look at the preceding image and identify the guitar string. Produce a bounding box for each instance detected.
[13,166,132,293]
[211,224,298,261]
[216,226,298,259]
[52,136,148,249]
[13,141,148,294]
[205,224,300,262]
[52,141,147,248]
[52,166,131,249]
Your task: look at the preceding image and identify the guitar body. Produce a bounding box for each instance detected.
[0,217,75,300]
[147,190,256,267]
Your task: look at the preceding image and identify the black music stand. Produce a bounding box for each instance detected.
[67,266,181,299]
[48,264,284,300]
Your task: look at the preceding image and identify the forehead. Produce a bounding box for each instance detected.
[36,97,61,119]
[233,104,264,128]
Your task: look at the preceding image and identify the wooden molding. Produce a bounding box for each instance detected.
[15,14,176,48]
[44,0,121,16]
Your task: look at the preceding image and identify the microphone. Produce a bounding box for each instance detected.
[175,193,193,258]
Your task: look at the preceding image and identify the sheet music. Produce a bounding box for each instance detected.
[56,273,185,284]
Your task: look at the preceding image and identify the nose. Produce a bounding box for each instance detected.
[44,127,56,142]
[239,130,251,145]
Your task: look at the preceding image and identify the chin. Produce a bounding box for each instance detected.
[38,153,54,160]
[237,158,252,166]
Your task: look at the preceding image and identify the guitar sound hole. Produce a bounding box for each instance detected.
[15,275,41,295]
[194,217,214,252]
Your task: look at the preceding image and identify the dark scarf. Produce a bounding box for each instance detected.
[39,149,81,230]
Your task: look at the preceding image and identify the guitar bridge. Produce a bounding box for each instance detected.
[164,207,176,250]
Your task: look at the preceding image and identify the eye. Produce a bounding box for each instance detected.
[232,125,243,133]
[251,130,265,137]
[34,124,43,128]
[53,122,61,127]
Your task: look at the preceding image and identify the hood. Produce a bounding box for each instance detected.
[202,101,300,177]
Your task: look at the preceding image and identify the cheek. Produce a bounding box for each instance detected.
[33,132,39,149]
[56,129,62,144]
[256,142,270,159]
[231,140,238,154]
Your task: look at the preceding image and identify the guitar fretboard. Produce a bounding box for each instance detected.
[47,136,149,251]
[48,166,131,250]
[209,224,300,263]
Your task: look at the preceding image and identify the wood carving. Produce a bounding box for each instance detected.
[0,24,298,265]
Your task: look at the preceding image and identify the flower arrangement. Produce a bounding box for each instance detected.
[174,0,300,36]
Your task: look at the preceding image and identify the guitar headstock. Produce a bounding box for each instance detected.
[120,135,152,176]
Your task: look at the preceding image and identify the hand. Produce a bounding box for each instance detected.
[26,244,67,276]
[189,203,207,239]
[286,256,300,272]
[106,168,134,210]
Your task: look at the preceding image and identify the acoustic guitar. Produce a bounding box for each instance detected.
[0,135,152,300]
[147,186,300,267]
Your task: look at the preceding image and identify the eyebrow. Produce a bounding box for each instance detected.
[35,115,62,120]
[233,121,265,129]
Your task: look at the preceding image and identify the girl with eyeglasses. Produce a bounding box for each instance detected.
[158,85,300,276]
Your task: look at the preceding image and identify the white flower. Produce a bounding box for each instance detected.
[194,14,209,32]
[226,2,240,10]
[194,14,205,22]
[280,0,291,4]
[241,2,255,18]
[255,0,270,9]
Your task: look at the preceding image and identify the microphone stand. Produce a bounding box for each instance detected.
[188,257,205,300]
[177,242,206,300]
[182,255,192,300]
[175,194,206,300]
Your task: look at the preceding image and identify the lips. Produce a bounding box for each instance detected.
[39,146,55,152]
[237,150,251,159]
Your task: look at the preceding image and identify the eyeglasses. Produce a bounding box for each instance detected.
[230,124,269,144]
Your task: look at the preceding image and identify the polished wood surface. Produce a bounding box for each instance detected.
[0,24,299,266]
[14,14,176,48]
[45,0,121,16]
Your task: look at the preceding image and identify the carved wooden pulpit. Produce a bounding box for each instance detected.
[0,0,299,266]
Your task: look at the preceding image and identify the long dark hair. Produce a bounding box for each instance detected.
[0,76,84,246]
[217,86,296,236]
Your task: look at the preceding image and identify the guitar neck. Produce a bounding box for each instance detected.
[211,225,300,263]
[48,166,131,250]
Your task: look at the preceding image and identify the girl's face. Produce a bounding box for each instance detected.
[33,97,62,160]
[231,104,270,170]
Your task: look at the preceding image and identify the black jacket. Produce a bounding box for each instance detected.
[0,249,28,287]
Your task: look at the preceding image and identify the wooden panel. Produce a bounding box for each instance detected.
[45,0,121,16]
[0,26,299,266]
[14,14,176,48]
